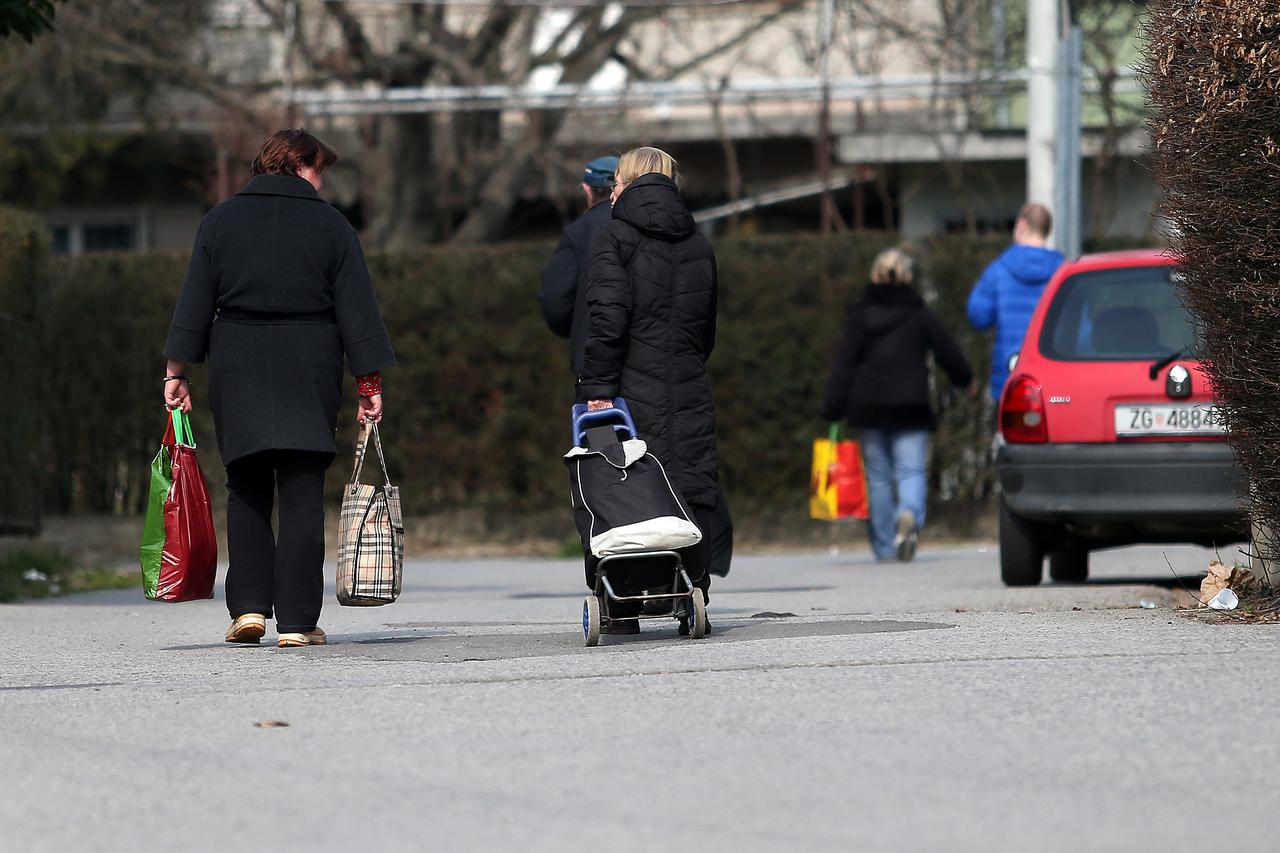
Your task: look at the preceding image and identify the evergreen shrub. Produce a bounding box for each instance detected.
[0,207,49,532]
[1145,1,1280,547]
[9,229,1144,542]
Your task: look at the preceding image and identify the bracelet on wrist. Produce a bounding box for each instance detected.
[356,371,382,397]
[165,375,188,383]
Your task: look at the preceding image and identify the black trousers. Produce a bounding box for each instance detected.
[225,449,333,633]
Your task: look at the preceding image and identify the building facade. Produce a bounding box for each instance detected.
[14,0,1156,251]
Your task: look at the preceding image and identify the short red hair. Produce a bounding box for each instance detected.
[250,129,338,177]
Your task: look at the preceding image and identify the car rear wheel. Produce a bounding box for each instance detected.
[1048,543,1089,584]
[1000,499,1044,586]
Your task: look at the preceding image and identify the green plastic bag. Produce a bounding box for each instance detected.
[139,409,210,601]
[139,431,173,600]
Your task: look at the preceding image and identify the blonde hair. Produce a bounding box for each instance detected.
[870,248,913,285]
[615,146,679,186]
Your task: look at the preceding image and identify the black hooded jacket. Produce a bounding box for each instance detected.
[577,173,719,508]
[822,282,973,430]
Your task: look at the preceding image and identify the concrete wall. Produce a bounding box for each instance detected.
[898,159,1161,247]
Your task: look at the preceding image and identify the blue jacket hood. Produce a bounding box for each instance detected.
[997,244,1065,286]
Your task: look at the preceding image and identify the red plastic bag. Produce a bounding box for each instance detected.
[809,424,870,521]
[829,438,869,520]
[140,410,217,601]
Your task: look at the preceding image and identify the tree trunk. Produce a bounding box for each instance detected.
[362,115,438,249]
[449,112,558,244]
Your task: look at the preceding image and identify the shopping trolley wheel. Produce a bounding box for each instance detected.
[686,589,707,640]
[583,596,601,647]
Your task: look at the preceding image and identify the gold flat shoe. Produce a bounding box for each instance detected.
[277,627,327,647]
[225,614,267,644]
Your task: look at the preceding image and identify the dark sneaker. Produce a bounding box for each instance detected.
[894,510,919,562]
[603,618,640,635]
[678,612,712,636]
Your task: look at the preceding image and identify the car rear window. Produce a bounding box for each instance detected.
[1038,265,1198,361]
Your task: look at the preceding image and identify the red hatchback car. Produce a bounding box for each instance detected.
[996,249,1247,585]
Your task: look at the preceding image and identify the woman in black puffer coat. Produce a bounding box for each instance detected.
[577,146,729,630]
[822,248,974,563]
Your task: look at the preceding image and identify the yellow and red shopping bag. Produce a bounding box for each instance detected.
[809,423,869,521]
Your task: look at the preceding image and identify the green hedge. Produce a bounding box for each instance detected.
[0,207,50,532]
[43,252,193,514]
[364,234,1011,529]
[7,228,1145,539]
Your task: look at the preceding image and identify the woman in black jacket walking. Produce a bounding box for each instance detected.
[822,249,973,562]
[578,146,728,632]
[162,129,395,647]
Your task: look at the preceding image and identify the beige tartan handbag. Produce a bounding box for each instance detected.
[336,420,404,606]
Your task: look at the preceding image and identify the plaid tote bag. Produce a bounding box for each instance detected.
[336,421,404,606]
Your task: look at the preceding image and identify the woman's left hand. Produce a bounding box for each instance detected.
[587,399,614,412]
[358,393,383,423]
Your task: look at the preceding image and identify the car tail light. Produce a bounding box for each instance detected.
[1001,375,1047,443]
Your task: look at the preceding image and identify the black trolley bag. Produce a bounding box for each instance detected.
[564,400,704,594]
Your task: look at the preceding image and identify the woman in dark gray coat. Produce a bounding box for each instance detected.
[162,129,394,648]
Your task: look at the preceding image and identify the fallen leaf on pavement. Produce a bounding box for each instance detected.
[254,720,290,728]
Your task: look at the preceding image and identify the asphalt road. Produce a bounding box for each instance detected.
[2,542,1277,852]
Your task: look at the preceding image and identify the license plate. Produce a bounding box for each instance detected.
[1114,403,1224,436]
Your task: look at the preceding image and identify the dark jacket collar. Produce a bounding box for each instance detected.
[236,173,324,201]
[861,282,924,307]
[855,282,925,336]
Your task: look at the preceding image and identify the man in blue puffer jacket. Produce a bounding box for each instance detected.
[966,203,1065,400]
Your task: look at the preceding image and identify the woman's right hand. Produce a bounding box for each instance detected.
[358,393,383,424]
[164,379,192,413]
[587,399,614,412]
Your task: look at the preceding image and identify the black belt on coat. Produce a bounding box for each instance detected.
[216,308,337,325]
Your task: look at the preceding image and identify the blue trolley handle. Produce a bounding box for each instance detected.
[572,398,638,447]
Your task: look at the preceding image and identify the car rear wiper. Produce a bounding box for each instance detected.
[1148,349,1185,380]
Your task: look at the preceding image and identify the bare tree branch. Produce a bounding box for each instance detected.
[323,1,381,80]
[530,8,597,67]
[627,1,805,82]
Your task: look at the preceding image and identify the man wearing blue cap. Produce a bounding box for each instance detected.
[538,155,618,375]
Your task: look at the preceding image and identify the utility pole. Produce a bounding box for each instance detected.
[1054,1,1083,259]
[1026,0,1059,227]
[817,0,835,236]
[1027,0,1081,257]
[992,0,1009,128]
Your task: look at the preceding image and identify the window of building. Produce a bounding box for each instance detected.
[82,224,135,252]
[942,215,1017,235]
[50,225,71,256]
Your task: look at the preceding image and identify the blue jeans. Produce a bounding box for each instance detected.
[859,429,929,560]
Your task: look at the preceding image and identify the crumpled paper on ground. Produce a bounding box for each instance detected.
[1200,560,1254,606]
